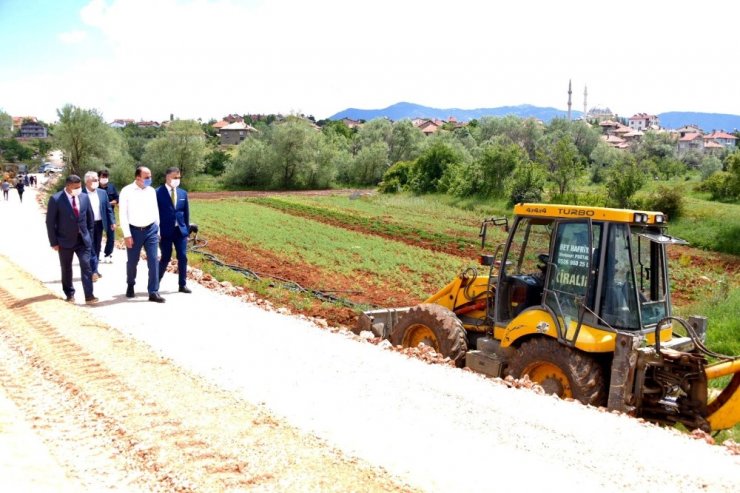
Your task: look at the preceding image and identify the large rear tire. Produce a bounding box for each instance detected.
[390,304,468,367]
[507,337,607,406]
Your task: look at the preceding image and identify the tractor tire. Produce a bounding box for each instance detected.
[507,337,607,407]
[390,304,468,367]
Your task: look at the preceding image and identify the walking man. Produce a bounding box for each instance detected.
[84,171,115,281]
[15,176,24,202]
[118,166,164,302]
[45,174,97,304]
[156,167,191,293]
[98,168,118,263]
[1,179,8,200]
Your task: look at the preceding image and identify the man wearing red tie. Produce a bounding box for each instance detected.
[156,167,191,293]
[45,174,97,304]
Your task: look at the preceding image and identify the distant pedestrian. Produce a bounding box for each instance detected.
[23,174,30,187]
[45,174,97,304]
[157,167,191,293]
[30,175,36,187]
[84,171,115,282]
[119,165,164,303]
[98,168,119,263]
[15,177,24,202]
[1,179,8,200]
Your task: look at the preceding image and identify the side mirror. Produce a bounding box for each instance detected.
[479,254,495,266]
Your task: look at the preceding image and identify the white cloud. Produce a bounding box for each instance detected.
[58,30,88,44]
[6,0,738,123]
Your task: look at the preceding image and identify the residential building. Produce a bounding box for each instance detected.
[19,121,48,138]
[340,118,362,129]
[219,121,258,145]
[676,125,703,138]
[223,114,244,124]
[677,133,704,154]
[110,119,134,128]
[12,116,36,131]
[628,113,659,131]
[704,130,737,150]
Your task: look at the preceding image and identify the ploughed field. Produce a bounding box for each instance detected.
[188,191,740,355]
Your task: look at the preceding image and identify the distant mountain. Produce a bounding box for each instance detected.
[329,102,740,132]
[329,102,583,124]
[657,112,740,132]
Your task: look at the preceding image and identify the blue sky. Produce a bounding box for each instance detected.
[1,0,738,123]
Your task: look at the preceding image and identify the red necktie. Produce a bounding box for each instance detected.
[72,195,79,217]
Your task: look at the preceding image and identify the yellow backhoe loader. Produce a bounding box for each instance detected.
[358,204,740,432]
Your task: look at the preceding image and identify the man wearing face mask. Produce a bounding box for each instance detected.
[118,165,164,302]
[84,171,115,282]
[45,174,97,304]
[97,168,119,263]
[156,167,192,293]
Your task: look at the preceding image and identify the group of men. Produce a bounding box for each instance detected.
[45,166,191,304]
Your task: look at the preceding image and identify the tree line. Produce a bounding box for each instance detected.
[3,105,739,206]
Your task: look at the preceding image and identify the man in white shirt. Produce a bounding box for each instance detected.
[118,166,165,303]
[84,171,115,282]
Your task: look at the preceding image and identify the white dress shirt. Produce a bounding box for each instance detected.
[86,188,101,221]
[118,182,160,237]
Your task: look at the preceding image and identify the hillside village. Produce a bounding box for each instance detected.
[5,108,738,156]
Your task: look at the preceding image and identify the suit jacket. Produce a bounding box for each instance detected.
[46,190,94,249]
[88,188,115,230]
[156,185,190,238]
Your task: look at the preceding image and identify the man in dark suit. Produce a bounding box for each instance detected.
[84,171,115,281]
[45,174,97,304]
[156,167,191,293]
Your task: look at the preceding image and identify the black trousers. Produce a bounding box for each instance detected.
[58,240,93,299]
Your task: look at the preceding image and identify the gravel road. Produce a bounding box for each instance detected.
[0,186,738,492]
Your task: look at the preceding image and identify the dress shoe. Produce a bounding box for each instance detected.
[85,297,99,304]
[178,286,192,294]
[126,285,135,298]
[148,293,166,303]
[65,296,75,303]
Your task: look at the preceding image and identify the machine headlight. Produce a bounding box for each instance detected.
[654,214,665,223]
[633,213,648,223]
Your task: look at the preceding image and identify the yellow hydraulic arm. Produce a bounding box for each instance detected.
[705,359,740,431]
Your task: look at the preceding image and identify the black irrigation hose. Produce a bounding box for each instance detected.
[188,235,365,309]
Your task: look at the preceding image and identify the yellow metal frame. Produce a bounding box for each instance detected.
[514,203,666,225]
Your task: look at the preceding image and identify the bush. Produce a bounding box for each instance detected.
[643,185,685,219]
[378,160,415,193]
[508,162,546,205]
[187,173,223,192]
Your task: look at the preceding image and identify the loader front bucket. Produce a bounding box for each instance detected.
[355,307,411,339]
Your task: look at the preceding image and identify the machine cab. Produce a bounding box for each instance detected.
[494,205,684,337]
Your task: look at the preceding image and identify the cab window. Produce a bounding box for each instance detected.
[599,224,639,329]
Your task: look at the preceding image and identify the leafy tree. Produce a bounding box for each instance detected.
[634,131,676,162]
[120,123,164,162]
[379,160,415,193]
[204,149,231,176]
[408,140,461,194]
[644,185,686,219]
[0,109,11,139]
[224,138,275,188]
[142,120,206,186]
[509,162,547,205]
[0,138,34,162]
[699,155,723,180]
[352,118,392,156]
[53,104,115,176]
[654,157,687,180]
[321,120,353,140]
[474,139,528,197]
[388,120,423,164]
[349,141,389,185]
[539,135,584,196]
[270,117,320,189]
[606,156,646,208]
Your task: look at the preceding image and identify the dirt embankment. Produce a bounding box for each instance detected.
[0,254,414,492]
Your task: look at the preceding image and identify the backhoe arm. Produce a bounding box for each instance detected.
[705,360,740,431]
